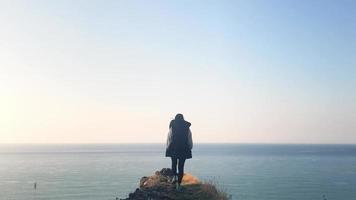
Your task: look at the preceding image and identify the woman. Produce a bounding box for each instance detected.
[165,113,193,190]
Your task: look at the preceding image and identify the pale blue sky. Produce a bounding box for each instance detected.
[0,0,355,143]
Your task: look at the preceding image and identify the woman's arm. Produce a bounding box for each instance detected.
[188,128,193,150]
[166,127,173,149]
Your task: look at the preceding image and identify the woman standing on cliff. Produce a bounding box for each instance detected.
[166,113,193,190]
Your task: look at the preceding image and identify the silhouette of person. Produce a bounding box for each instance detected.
[165,113,193,190]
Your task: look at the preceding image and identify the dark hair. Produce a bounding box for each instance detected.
[175,113,184,121]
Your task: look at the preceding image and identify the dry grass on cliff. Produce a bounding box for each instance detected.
[200,180,231,200]
[173,181,230,200]
[129,169,231,200]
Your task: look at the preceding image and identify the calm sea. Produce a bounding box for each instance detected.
[0,144,356,200]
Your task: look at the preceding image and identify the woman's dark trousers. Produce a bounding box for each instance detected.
[171,157,186,185]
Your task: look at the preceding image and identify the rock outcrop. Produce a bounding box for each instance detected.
[121,168,229,200]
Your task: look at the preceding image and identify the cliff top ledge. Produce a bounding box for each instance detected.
[121,168,230,200]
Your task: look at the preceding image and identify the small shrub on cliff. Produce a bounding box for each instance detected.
[200,180,231,200]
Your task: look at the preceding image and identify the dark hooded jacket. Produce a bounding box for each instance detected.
[165,119,192,159]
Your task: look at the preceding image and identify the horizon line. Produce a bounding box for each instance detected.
[1,142,356,145]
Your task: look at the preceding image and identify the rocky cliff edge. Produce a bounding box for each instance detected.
[121,168,230,200]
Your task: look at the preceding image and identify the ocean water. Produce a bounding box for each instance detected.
[1,144,356,200]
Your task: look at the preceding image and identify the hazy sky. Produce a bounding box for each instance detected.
[0,0,355,144]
